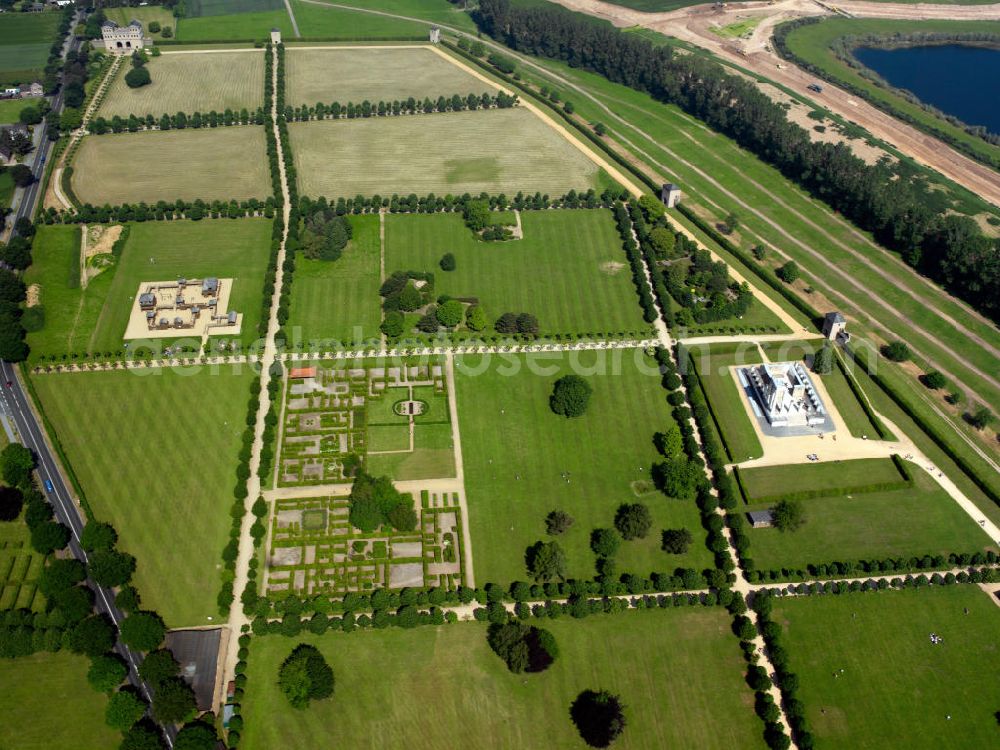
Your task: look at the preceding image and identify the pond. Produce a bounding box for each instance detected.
[854,44,1000,135]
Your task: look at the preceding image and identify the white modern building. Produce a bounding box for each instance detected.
[739,361,827,429]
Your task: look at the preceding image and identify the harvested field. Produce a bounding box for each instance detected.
[289,107,602,197]
[98,50,265,119]
[285,46,496,107]
[71,127,270,205]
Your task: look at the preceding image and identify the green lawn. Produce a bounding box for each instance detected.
[366,421,455,480]
[774,586,1000,749]
[0,170,14,210]
[456,350,712,584]
[385,210,650,338]
[779,18,1000,168]
[26,219,273,360]
[288,214,382,347]
[0,652,120,750]
[745,469,993,570]
[31,366,256,627]
[686,343,764,462]
[177,9,294,41]
[242,608,766,749]
[105,6,176,40]
[0,97,29,124]
[737,457,905,501]
[293,0,477,35]
[289,108,603,198]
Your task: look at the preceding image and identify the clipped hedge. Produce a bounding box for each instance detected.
[732,453,911,504]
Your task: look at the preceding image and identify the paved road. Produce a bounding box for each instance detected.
[0,361,176,748]
[7,12,80,239]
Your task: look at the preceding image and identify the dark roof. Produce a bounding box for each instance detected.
[663,183,680,191]
[102,20,118,28]
[825,311,846,323]
[129,19,143,28]
[747,510,774,524]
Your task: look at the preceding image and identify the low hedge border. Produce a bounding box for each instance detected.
[833,347,890,439]
[732,453,911,504]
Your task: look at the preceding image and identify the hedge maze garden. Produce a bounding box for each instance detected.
[265,492,464,597]
[275,361,450,487]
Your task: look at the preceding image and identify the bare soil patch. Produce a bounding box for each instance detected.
[26,284,40,307]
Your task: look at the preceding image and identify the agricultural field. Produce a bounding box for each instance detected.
[0,505,45,613]
[97,50,266,119]
[0,652,120,750]
[285,46,496,107]
[384,209,650,338]
[288,107,605,197]
[742,466,993,570]
[70,127,271,205]
[287,215,382,347]
[240,608,766,749]
[31,366,257,627]
[455,350,713,584]
[773,586,1000,749]
[25,219,273,359]
[0,10,60,85]
[778,18,1000,168]
[104,6,176,40]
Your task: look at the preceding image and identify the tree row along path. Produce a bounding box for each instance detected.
[219,43,291,708]
[547,0,1000,207]
[299,0,1000,454]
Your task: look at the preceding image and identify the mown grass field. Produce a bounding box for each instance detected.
[288,214,382,346]
[737,457,904,500]
[285,46,496,107]
[0,11,60,84]
[519,54,1000,420]
[32,366,256,627]
[685,343,764,462]
[177,10,293,42]
[26,220,272,358]
[105,6,176,40]
[0,652,120,750]
[779,18,1000,167]
[366,422,455,480]
[774,586,1000,749]
[71,127,271,205]
[241,609,765,750]
[385,209,649,337]
[293,0,477,35]
[98,50,265,119]
[745,469,994,569]
[289,108,602,197]
[456,351,713,584]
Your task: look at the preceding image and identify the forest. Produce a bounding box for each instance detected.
[474,0,1000,322]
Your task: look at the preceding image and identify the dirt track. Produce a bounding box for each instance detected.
[547,0,1000,207]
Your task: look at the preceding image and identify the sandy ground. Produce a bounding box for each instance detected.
[80,224,122,288]
[26,284,40,307]
[547,0,1000,207]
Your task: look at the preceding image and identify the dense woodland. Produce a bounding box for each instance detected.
[475,0,1000,322]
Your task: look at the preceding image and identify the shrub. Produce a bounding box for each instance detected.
[466,305,487,331]
[80,521,118,551]
[439,252,456,271]
[380,310,404,337]
[436,299,464,328]
[570,689,626,748]
[661,527,693,554]
[525,540,566,582]
[881,341,910,362]
[487,621,559,673]
[0,486,23,521]
[773,499,805,533]
[545,510,574,535]
[550,375,593,417]
[87,654,128,693]
[776,261,799,284]
[922,370,947,390]
[614,503,652,540]
[124,67,151,89]
[278,643,335,709]
[105,689,147,731]
[590,528,621,558]
[148,21,161,33]
[120,611,166,652]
